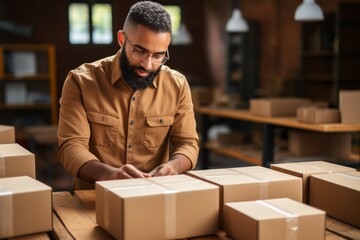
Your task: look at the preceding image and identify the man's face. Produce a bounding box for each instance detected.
[119,25,171,90]
[120,47,161,90]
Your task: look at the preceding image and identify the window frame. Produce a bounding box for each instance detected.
[68,0,113,45]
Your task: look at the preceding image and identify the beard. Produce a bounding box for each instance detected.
[120,47,162,90]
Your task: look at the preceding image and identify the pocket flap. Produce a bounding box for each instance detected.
[87,111,119,126]
[146,116,174,127]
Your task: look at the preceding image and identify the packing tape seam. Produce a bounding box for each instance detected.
[104,188,110,231]
[206,169,269,199]
[0,185,13,238]
[0,154,5,178]
[334,172,360,180]
[297,162,334,173]
[144,178,178,239]
[256,200,299,240]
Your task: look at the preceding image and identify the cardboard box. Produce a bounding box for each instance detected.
[96,174,219,240]
[0,125,15,144]
[0,176,52,239]
[288,130,351,159]
[297,107,340,123]
[187,166,302,227]
[270,161,356,203]
[339,90,360,123]
[224,198,325,240]
[250,98,311,117]
[310,172,360,228]
[0,143,35,178]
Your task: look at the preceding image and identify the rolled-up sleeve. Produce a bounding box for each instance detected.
[57,71,99,177]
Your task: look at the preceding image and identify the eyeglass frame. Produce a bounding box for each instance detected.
[123,32,170,65]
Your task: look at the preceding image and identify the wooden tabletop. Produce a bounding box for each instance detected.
[195,107,360,133]
[9,190,360,240]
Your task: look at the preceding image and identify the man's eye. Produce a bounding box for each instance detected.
[135,50,147,56]
[153,54,163,59]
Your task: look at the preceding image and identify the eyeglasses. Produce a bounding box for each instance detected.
[124,33,170,65]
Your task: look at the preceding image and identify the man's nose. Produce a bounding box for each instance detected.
[140,56,153,70]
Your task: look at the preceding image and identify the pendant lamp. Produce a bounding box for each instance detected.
[226,8,248,33]
[295,0,324,21]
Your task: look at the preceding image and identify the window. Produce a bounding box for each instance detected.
[68,2,113,44]
[164,5,181,36]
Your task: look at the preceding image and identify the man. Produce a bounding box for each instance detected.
[58,1,199,190]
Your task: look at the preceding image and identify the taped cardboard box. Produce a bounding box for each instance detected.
[297,107,340,123]
[250,98,311,117]
[187,166,302,227]
[224,198,325,240]
[0,176,52,239]
[0,143,35,178]
[270,161,356,203]
[288,130,351,159]
[339,90,360,123]
[310,171,360,228]
[0,125,15,144]
[96,174,219,240]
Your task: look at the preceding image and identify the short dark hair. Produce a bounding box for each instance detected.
[125,1,172,34]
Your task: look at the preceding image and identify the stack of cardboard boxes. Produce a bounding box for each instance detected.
[94,162,358,240]
[0,124,52,239]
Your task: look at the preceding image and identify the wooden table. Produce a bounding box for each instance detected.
[9,190,360,240]
[195,107,360,168]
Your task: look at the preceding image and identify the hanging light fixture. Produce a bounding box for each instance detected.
[171,1,192,45]
[226,8,248,32]
[294,0,324,21]
[172,23,192,45]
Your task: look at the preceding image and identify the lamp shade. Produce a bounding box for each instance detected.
[295,0,324,21]
[172,23,192,45]
[226,9,249,33]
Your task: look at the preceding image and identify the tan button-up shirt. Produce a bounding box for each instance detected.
[58,50,199,187]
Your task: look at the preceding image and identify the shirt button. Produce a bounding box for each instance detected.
[128,144,132,149]
[131,96,136,101]
[159,118,163,124]
[129,120,134,126]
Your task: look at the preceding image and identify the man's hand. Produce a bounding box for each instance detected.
[149,154,192,177]
[78,160,150,183]
[113,164,151,179]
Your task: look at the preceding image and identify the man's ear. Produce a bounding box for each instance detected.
[117,30,125,48]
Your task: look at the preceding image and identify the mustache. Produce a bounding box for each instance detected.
[131,66,152,73]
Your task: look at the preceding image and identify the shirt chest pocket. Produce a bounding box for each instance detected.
[144,116,174,149]
[87,111,119,147]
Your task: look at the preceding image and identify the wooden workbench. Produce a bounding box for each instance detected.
[9,190,360,240]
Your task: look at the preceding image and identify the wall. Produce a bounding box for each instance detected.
[0,0,357,105]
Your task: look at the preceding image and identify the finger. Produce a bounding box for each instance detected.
[124,164,151,178]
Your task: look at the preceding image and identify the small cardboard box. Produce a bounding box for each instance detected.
[224,198,325,240]
[310,172,360,228]
[339,90,360,123]
[250,98,311,117]
[270,161,356,203]
[96,174,219,240]
[288,130,351,159]
[187,166,302,227]
[297,107,340,123]
[0,143,35,178]
[0,125,15,144]
[0,176,52,239]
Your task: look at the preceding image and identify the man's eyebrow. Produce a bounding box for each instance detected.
[133,44,167,55]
